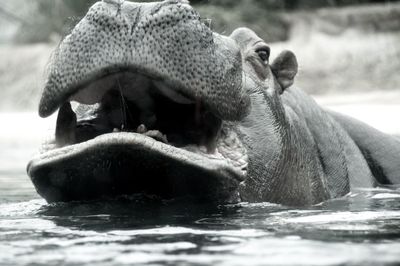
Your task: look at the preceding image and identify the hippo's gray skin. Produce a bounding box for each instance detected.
[27,0,400,206]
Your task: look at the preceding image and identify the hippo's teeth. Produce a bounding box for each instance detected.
[135,125,168,144]
[55,102,77,147]
[143,130,168,144]
[206,140,217,154]
[140,114,157,129]
[137,124,148,134]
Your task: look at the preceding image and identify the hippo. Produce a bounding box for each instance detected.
[27,0,400,206]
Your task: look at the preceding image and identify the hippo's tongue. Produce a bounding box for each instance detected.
[39,0,250,121]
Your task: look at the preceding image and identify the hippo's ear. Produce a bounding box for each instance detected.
[271,50,298,93]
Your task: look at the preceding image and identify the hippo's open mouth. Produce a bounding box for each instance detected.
[27,0,250,203]
[27,70,248,203]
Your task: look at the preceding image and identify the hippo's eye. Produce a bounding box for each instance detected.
[256,48,270,63]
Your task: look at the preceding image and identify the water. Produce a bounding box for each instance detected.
[1,113,400,266]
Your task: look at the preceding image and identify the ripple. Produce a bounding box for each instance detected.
[0,199,46,217]
[282,211,400,224]
[0,190,399,266]
[230,239,400,266]
[372,193,400,199]
[110,227,268,238]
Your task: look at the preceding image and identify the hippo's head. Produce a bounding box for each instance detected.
[27,0,298,203]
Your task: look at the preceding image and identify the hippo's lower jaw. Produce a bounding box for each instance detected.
[27,71,248,203]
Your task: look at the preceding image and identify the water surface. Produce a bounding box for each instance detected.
[1,113,399,266]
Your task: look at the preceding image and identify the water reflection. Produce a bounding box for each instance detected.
[1,189,400,266]
[0,113,399,265]
[38,197,241,231]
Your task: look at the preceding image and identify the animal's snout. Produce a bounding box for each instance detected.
[39,0,249,121]
[96,0,196,28]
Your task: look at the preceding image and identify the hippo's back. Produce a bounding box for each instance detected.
[281,88,400,197]
[328,111,400,186]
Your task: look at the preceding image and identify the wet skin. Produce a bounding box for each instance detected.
[27,0,400,206]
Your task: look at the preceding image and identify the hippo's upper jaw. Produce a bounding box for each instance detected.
[27,0,249,203]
